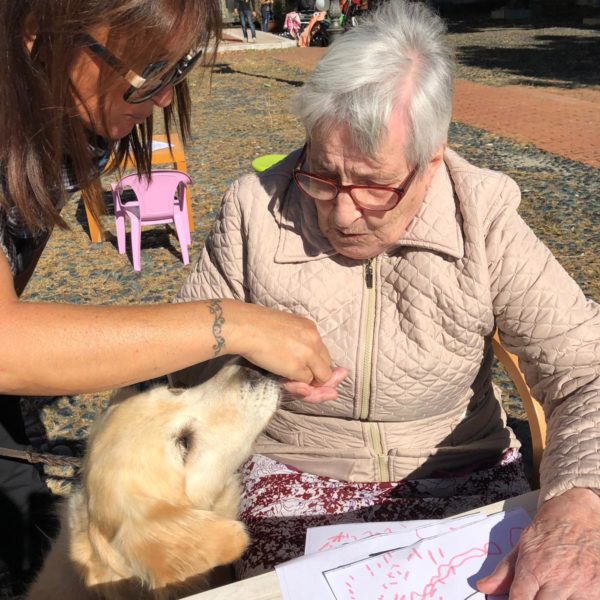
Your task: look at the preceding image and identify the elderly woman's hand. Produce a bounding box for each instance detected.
[477,487,600,599]
[282,367,348,403]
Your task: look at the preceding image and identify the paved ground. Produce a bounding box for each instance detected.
[453,81,600,168]
[256,44,600,168]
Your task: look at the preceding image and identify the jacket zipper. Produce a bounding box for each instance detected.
[358,258,389,481]
[358,258,376,420]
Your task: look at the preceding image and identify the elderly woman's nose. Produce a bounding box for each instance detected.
[151,85,174,108]
[332,191,362,226]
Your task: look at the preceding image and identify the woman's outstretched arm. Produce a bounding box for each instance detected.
[0,253,332,395]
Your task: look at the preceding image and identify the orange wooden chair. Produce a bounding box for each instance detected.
[492,331,547,488]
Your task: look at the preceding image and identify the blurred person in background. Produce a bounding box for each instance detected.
[233,0,258,42]
[259,0,273,32]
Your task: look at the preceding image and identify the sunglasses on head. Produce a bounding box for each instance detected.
[78,33,203,104]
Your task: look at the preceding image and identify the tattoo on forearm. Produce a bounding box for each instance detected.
[208,299,225,355]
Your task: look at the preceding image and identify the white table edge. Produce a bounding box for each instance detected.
[183,490,539,600]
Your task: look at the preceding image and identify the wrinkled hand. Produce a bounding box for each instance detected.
[228,301,333,385]
[477,488,600,599]
[282,367,348,403]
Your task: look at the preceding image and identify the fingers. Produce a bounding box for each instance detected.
[505,490,600,599]
[327,367,348,387]
[301,387,338,403]
[307,339,333,384]
[307,366,347,390]
[281,380,312,398]
[282,382,338,403]
[287,316,332,384]
[476,547,517,595]
[282,367,348,403]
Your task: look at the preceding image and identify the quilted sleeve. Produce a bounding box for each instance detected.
[176,178,248,304]
[486,177,600,502]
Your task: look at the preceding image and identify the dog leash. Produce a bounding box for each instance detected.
[0,446,81,468]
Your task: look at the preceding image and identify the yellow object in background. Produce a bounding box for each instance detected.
[252,153,287,172]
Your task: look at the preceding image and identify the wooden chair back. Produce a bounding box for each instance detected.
[492,331,547,488]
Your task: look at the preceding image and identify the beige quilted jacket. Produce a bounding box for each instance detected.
[176,148,600,502]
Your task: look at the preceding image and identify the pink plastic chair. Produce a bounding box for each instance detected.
[112,169,192,271]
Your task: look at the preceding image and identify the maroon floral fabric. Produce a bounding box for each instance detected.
[235,450,531,579]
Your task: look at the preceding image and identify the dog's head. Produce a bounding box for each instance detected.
[75,364,279,593]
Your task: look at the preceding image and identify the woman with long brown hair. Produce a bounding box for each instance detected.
[0,0,335,591]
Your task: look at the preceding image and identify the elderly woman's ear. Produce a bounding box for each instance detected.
[430,144,446,170]
[421,144,446,189]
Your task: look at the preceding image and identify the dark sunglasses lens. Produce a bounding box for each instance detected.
[171,49,203,86]
[125,81,168,103]
[123,60,168,103]
[125,71,178,104]
[123,50,202,104]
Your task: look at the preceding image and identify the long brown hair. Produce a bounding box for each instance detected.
[0,0,222,233]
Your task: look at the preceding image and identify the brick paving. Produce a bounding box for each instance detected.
[453,81,600,169]
[263,46,600,169]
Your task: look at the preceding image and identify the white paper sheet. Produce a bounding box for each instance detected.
[276,513,487,600]
[322,508,530,600]
[151,140,172,151]
[305,519,438,554]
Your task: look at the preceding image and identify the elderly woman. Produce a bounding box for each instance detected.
[175,1,600,596]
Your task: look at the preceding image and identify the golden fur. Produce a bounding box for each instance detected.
[26,364,279,599]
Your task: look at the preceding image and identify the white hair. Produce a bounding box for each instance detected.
[292,0,454,172]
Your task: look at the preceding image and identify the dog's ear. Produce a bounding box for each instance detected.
[109,385,140,406]
[119,504,250,589]
[169,355,234,389]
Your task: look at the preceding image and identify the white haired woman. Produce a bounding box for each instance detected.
[175,1,600,595]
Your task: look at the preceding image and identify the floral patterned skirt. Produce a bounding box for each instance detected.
[235,450,531,579]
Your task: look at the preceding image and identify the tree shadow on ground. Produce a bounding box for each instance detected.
[456,32,600,88]
[212,63,304,87]
[443,2,600,34]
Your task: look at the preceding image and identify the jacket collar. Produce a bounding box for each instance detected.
[274,148,464,264]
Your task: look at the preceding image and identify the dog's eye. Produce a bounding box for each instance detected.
[175,429,195,461]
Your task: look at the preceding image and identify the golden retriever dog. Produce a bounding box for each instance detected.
[26,364,279,600]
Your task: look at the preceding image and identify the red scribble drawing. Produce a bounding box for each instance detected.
[341,542,503,599]
[317,526,399,552]
[318,531,358,552]
[410,548,423,560]
[417,542,502,599]
[329,511,531,600]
